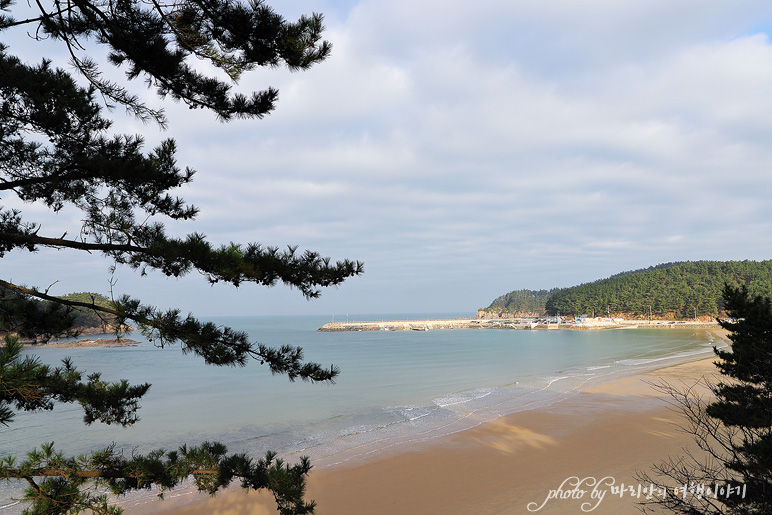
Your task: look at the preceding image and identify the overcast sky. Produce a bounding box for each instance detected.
[4,0,772,317]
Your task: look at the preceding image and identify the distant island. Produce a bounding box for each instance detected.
[478,260,772,320]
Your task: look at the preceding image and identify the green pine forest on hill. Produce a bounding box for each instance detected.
[480,261,772,320]
[57,292,119,329]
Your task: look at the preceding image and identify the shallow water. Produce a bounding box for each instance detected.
[0,315,722,512]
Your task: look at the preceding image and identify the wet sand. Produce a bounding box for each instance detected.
[139,344,725,515]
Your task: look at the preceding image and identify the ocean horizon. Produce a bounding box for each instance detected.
[0,313,722,513]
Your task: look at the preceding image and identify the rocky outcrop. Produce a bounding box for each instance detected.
[42,338,141,348]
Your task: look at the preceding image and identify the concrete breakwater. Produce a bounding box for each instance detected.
[317,318,721,332]
[318,318,478,332]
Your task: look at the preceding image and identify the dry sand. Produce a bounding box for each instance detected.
[138,336,726,515]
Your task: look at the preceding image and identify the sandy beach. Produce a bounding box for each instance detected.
[136,330,726,515]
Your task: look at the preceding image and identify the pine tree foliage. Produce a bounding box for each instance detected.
[0,439,317,515]
[0,288,76,341]
[0,336,149,428]
[706,286,772,512]
[640,285,772,514]
[0,0,361,512]
[544,261,772,319]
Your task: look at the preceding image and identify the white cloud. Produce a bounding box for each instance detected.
[5,0,772,314]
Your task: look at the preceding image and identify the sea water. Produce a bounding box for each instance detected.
[0,314,722,511]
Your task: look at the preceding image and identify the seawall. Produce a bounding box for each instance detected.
[318,319,478,332]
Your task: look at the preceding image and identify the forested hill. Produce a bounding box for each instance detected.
[479,289,562,318]
[479,260,772,320]
[58,292,118,330]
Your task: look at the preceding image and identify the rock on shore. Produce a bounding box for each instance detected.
[36,338,141,348]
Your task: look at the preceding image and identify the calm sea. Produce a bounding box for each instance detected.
[0,314,722,512]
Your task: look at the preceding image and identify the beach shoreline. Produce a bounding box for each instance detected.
[137,330,728,515]
[29,338,141,348]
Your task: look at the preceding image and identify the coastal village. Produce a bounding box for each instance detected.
[318,315,720,332]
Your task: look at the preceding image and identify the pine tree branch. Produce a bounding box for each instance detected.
[0,232,140,253]
[0,336,151,427]
[2,2,346,512]
[0,279,125,316]
[1,467,219,478]
[0,280,340,380]
[0,230,364,298]
[2,443,317,515]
